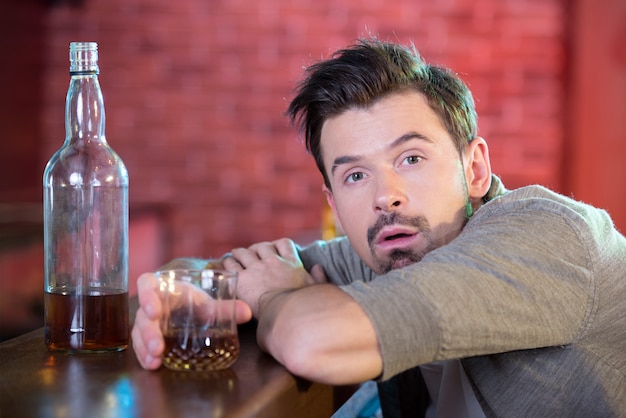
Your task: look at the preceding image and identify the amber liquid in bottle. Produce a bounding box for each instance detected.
[45,289,129,351]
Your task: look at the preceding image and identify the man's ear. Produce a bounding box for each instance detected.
[465,137,492,200]
[322,184,345,233]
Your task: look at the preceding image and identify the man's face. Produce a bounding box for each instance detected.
[321,91,472,274]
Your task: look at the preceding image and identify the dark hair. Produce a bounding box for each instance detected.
[286,38,478,188]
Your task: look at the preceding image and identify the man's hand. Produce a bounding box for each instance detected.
[131,273,164,370]
[131,240,324,370]
[225,238,328,317]
[131,272,253,370]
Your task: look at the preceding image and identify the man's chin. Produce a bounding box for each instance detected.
[372,251,422,274]
[390,258,417,270]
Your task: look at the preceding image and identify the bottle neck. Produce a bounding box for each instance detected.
[65,72,106,144]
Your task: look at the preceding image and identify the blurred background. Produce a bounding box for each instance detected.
[1,0,624,340]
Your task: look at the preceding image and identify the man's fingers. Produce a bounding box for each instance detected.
[137,272,157,293]
[230,247,255,267]
[254,241,281,259]
[309,264,328,284]
[137,273,161,320]
[235,300,253,324]
[133,272,165,370]
[272,238,300,262]
[223,255,244,272]
[230,239,299,269]
[132,307,164,370]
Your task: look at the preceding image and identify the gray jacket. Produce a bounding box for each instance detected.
[298,176,626,417]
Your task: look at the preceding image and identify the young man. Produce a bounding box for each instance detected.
[132,39,626,416]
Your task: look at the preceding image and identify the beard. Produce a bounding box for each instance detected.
[367,212,437,274]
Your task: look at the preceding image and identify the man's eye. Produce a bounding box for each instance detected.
[405,155,423,165]
[346,172,365,183]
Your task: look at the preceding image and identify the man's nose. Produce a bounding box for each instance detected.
[373,170,407,212]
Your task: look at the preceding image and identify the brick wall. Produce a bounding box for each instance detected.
[11,0,568,264]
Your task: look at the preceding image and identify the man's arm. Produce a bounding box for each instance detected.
[227,238,383,385]
[134,237,383,380]
[256,284,383,385]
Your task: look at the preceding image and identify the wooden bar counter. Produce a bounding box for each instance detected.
[0,300,353,417]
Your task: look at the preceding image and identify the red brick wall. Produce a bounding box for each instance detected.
[5,0,569,263]
[0,1,46,196]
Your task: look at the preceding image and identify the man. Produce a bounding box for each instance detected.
[132,39,626,416]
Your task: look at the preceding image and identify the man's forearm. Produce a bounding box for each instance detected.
[255,284,383,385]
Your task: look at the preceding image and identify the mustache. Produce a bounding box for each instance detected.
[367,213,430,247]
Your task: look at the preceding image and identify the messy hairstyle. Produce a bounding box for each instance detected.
[286,38,478,188]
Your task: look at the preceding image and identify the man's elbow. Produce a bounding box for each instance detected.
[272,325,363,385]
[267,324,337,383]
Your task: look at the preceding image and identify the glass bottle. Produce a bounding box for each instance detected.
[43,42,129,352]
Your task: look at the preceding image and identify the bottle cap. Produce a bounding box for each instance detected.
[69,42,99,75]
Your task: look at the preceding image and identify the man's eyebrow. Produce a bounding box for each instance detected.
[330,132,433,176]
[331,155,361,176]
[392,131,433,147]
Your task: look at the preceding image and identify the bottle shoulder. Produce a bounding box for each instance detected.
[44,141,128,187]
